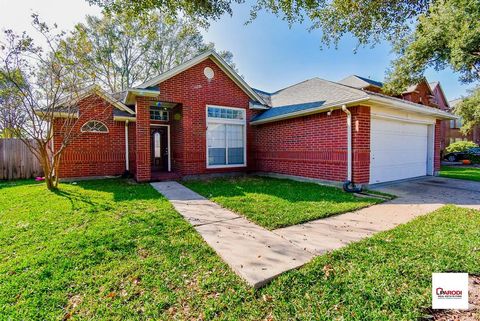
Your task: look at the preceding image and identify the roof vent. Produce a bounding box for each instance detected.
[204,67,214,80]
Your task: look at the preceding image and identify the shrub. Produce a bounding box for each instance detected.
[445,141,478,153]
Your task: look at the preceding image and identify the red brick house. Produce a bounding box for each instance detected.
[52,51,454,186]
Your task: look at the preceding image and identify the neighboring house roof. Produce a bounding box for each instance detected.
[251,78,454,124]
[429,81,450,110]
[338,75,384,89]
[429,81,439,90]
[134,50,268,108]
[402,78,434,95]
[449,98,463,108]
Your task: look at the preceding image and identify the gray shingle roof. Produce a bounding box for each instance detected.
[267,78,367,107]
[251,78,368,122]
[339,75,384,89]
[113,108,134,117]
[250,101,326,122]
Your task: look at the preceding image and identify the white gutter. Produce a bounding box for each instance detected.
[369,95,455,120]
[114,116,136,122]
[125,120,129,171]
[341,105,352,181]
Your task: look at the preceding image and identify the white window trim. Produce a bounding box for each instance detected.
[80,120,109,133]
[150,108,169,121]
[206,105,247,169]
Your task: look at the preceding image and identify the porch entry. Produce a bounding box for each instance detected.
[150,126,170,172]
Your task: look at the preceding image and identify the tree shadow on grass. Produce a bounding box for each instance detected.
[61,178,164,202]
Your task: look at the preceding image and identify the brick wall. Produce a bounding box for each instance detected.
[351,106,371,183]
[53,94,127,178]
[252,106,371,184]
[135,97,151,182]
[152,58,255,176]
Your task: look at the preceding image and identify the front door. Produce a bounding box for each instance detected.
[151,127,169,172]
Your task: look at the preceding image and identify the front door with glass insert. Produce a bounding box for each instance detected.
[151,127,168,172]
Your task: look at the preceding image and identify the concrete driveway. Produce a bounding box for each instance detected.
[371,176,480,209]
[275,176,480,255]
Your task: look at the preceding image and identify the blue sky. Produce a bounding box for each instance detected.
[202,2,474,100]
[0,0,474,100]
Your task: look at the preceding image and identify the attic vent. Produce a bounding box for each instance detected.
[204,67,214,80]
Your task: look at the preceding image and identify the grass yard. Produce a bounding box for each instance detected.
[183,176,383,229]
[1,179,479,320]
[440,165,480,182]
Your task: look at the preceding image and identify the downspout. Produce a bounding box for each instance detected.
[124,120,130,175]
[341,105,362,193]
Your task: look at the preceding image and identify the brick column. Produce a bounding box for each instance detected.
[135,97,151,182]
[351,106,371,184]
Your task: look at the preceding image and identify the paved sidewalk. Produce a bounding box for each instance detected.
[152,177,480,287]
[150,181,314,288]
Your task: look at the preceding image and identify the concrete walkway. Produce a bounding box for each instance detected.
[275,177,480,255]
[152,177,480,287]
[150,181,314,288]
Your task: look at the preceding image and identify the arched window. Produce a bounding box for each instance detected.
[81,120,109,133]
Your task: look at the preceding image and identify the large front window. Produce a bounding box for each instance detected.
[206,106,246,168]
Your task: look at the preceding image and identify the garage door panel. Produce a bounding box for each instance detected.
[370,117,428,184]
[373,153,427,166]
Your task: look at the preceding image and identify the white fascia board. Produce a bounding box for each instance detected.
[123,88,161,105]
[94,88,135,115]
[113,116,136,122]
[127,88,161,97]
[368,95,456,120]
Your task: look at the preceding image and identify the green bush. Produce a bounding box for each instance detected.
[445,141,478,153]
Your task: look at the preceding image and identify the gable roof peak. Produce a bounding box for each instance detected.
[134,50,267,106]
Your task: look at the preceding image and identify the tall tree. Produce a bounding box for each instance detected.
[0,15,110,189]
[454,87,480,134]
[0,68,26,137]
[66,11,234,93]
[383,0,480,93]
[87,0,240,27]
[92,0,480,92]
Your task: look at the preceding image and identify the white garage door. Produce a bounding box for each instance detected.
[370,117,429,184]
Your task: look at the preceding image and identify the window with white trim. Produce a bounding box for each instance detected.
[206,106,246,167]
[81,120,108,133]
[150,106,169,121]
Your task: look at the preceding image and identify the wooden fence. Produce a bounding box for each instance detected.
[0,139,43,180]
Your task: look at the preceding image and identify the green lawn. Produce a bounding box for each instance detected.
[183,176,383,229]
[1,179,479,320]
[440,165,480,181]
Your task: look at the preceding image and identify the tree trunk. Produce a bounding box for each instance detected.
[38,145,59,191]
